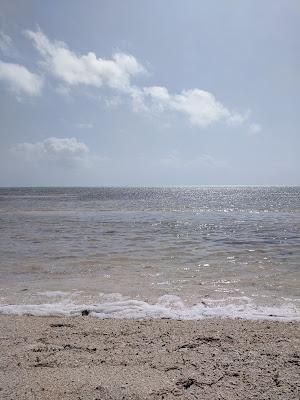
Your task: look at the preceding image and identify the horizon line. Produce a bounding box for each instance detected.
[0,184,299,189]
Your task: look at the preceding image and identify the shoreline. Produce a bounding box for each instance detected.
[0,293,299,321]
[0,315,299,399]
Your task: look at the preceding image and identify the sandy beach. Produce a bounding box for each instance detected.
[0,316,299,399]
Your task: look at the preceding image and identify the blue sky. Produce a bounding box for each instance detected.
[0,0,299,186]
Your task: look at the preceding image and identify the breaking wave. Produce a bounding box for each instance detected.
[0,294,299,321]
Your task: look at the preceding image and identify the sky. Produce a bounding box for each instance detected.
[0,0,299,186]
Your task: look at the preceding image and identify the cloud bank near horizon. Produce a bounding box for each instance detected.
[12,137,90,167]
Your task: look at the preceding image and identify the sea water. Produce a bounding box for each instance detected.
[0,186,299,320]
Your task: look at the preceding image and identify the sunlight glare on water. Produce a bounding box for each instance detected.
[0,186,299,320]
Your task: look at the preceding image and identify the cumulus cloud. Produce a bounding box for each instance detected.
[25,29,145,92]
[12,137,90,167]
[23,29,259,130]
[139,86,247,128]
[0,60,43,96]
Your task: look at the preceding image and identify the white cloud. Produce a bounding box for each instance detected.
[0,31,19,58]
[141,86,247,128]
[12,137,90,167]
[144,86,170,102]
[227,111,250,126]
[25,29,145,92]
[104,95,122,109]
[249,123,262,134]
[157,151,225,169]
[0,60,43,96]
[23,29,259,131]
[75,122,94,129]
[0,31,13,53]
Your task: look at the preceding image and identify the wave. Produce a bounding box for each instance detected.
[0,295,299,321]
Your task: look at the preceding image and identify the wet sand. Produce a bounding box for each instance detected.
[0,315,299,399]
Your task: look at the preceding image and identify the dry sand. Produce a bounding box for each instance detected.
[0,315,299,399]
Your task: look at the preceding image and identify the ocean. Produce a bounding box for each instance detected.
[0,186,299,320]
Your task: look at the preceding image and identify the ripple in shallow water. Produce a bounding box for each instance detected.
[0,186,299,318]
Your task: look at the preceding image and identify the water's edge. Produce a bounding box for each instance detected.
[1,294,299,321]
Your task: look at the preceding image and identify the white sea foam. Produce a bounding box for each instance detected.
[35,291,70,297]
[0,294,299,321]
